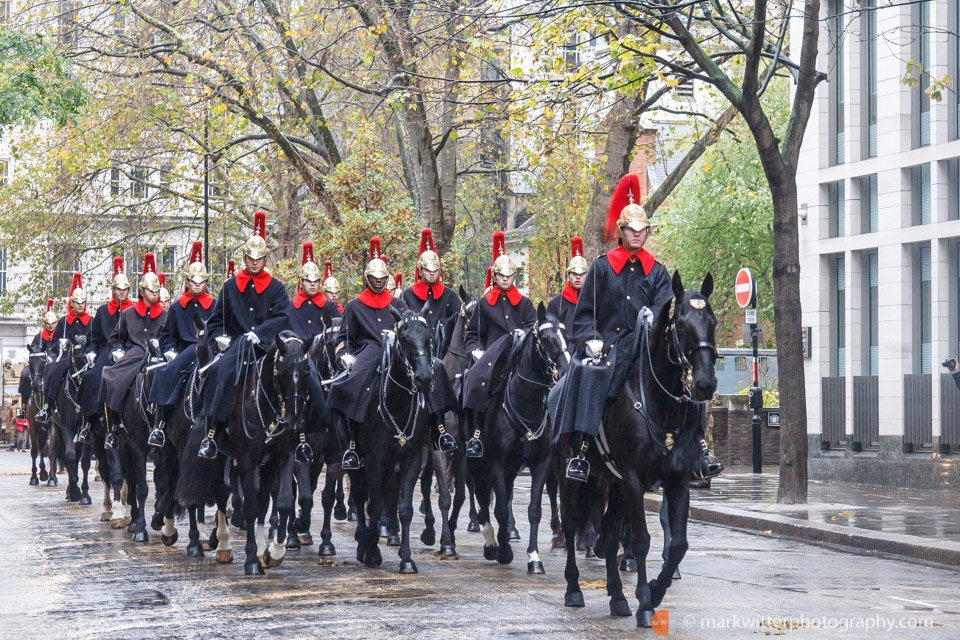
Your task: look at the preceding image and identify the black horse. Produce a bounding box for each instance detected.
[468,302,569,570]
[350,310,434,573]
[25,349,52,486]
[557,272,717,627]
[49,334,93,504]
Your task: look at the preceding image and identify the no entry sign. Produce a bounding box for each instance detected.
[735,267,756,308]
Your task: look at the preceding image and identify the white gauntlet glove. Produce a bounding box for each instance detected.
[243,331,261,345]
[641,306,654,326]
[214,336,231,353]
[164,350,177,362]
[111,349,125,363]
[85,352,96,366]
[340,353,356,370]
[149,338,160,351]
[471,350,484,362]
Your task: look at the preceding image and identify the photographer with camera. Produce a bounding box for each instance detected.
[944,357,960,388]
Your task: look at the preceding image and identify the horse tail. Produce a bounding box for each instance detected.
[175,427,216,508]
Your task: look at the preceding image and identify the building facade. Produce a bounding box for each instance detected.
[797,0,960,488]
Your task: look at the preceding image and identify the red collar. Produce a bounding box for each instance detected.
[607,246,655,275]
[336,303,344,314]
[66,309,91,326]
[42,329,54,341]
[357,288,394,310]
[133,299,164,319]
[107,298,134,316]
[410,281,445,301]
[178,292,213,310]
[561,283,579,305]
[235,268,273,294]
[292,291,326,310]
[485,285,522,306]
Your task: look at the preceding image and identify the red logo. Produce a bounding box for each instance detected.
[652,609,669,636]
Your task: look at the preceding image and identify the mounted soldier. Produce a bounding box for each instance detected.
[36,273,92,424]
[21,300,58,410]
[461,231,536,458]
[158,273,172,311]
[322,260,343,314]
[291,242,342,342]
[555,174,722,481]
[196,211,294,459]
[146,241,215,448]
[78,257,133,444]
[100,253,167,449]
[547,237,589,333]
[401,228,462,452]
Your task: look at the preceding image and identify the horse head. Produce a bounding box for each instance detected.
[272,330,315,431]
[533,302,570,381]
[318,304,343,376]
[193,313,213,368]
[70,335,88,372]
[667,271,718,403]
[393,310,433,391]
[28,348,48,390]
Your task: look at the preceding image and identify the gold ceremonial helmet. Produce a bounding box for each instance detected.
[322,260,341,294]
[567,237,589,275]
[416,228,441,274]
[619,200,652,234]
[363,237,390,280]
[68,272,86,305]
[159,287,171,303]
[42,299,57,325]
[605,174,653,241]
[140,253,161,293]
[300,242,323,282]
[112,256,131,290]
[491,231,516,277]
[186,241,209,284]
[242,211,269,260]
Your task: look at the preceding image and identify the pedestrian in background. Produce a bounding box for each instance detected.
[15,411,28,452]
[948,358,960,389]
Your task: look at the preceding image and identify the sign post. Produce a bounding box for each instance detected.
[736,267,763,474]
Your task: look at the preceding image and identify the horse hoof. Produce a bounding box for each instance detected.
[378,524,389,538]
[216,549,234,564]
[440,544,456,556]
[298,533,313,546]
[420,529,436,546]
[286,537,301,550]
[186,545,205,558]
[110,518,125,529]
[39,470,48,482]
[483,545,497,561]
[161,530,178,546]
[230,513,244,529]
[386,534,400,547]
[496,545,513,565]
[610,598,632,617]
[318,543,336,557]
[127,522,136,533]
[334,505,347,521]
[564,591,585,608]
[619,557,637,573]
[133,530,148,544]
[80,495,92,506]
[363,549,382,568]
[508,528,520,542]
[527,560,545,574]
[151,512,164,531]
[637,609,655,628]
[244,562,265,576]
[46,478,58,487]
[585,546,596,559]
[100,511,112,522]
[29,477,39,486]
[398,560,418,574]
[264,550,284,568]
[468,518,480,533]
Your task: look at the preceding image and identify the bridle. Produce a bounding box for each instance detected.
[502,320,567,441]
[645,297,717,405]
[379,313,430,447]
[249,336,311,443]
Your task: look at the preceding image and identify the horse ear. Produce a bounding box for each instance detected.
[459,284,469,302]
[671,270,684,302]
[537,301,547,324]
[193,313,205,330]
[388,305,403,324]
[321,303,332,328]
[308,334,323,359]
[275,332,288,355]
[701,273,714,299]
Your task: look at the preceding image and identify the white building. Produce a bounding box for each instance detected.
[797,0,960,488]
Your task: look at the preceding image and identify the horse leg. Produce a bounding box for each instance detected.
[419,451,437,546]
[318,467,337,557]
[467,469,480,533]
[265,453,294,567]
[658,491,680,580]
[108,449,126,528]
[349,470,369,562]
[620,519,637,572]
[288,461,308,549]
[361,464,383,568]
[45,427,57,487]
[492,467,514,565]
[241,466,264,575]
[432,451,456,557]
[622,474,655,627]
[230,463,245,530]
[79,440,92,505]
[63,424,81,501]
[448,448,466,544]
[506,492,519,541]
[185,508,203,557]
[132,445,149,543]
[649,479,690,608]
[30,438,40,485]
[561,480,584,608]
[333,474,347,521]
[397,455,420,574]
[548,471,564,549]
[602,485,631,617]
[474,468,496,561]
[384,472,401,548]
[215,505,234,564]
[526,457,549,574]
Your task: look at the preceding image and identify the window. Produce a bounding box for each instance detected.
[159,163,172,197]
[0,248,7,294]
[110,167,121,196]
[52,248,79,294]
[674,83,695,100]
[58,2,78,48]
[828,0,845,165]
[912,164,931,225]
[0,1,9,23]
[562,36,580,69]
[829,180,845,237]
[0,158,8,187]
[864,250,878,375]
[863,0,877,156]
[917,244,932,374]
[834,256,846,377]
[113,8,125,36]
[915,0,931,147]
[131,166,148,199]
[860,174,878,233]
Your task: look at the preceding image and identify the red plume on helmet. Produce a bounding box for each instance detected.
[113,256,124,277]
[189,241,203,265]
[484,266,492,290]
[46,299,54,313]
[395,272,403,290]
[323,260,333,280]
[604,174,642,241]
[369,237,382,261]
[227,259,236,279]
[419,228,435,255]
[381,253,389,266]
[143,252,157,276]
[492,231,506,265]
[69,272,83,296]
[301,241,315,266]
[253,211,267,239]
[571,236,584,258]
[158,272,166,287]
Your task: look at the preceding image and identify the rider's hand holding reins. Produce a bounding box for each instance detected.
[214,336,231,353]
[111,349,125,363]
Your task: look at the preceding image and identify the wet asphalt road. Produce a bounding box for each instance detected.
[1,450,959,639]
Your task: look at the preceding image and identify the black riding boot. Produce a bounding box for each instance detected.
[565,432,590,482]
[695,439,724,479]
[197,420,218,459]
[296,430,314,464]
[464,411,483,458]
[432,415,457,453]
[340,418,361,470]
[104,409,119,450]
[147,405,167,448]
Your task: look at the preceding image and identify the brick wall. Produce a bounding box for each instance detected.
[710,394,780,466]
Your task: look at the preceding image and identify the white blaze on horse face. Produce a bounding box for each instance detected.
[528,551,540,564]
[162,517,176,537]
[483,522,495,546]
[256,523,268,557]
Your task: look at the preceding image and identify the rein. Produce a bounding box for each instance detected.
[502,321,564,441]
[378,315,428,447]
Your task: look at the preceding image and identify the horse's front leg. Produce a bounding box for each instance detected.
[397,453,421,573]
[622,473,654,627]
[525,454,549,574]
[318,465,338,557]
[132,445,149,543]
[79,439,92,505]
[419,449,436,547]
[650,478,690,608]
[242,465,265,575]
[492,465,514,565]
[560,479,584,608]
[349,469,369,560]
[30,438,39,485]
[186,507,204,557]
[432,450,456,556]
[602,484,631,617]
[266,452,295,567]
[288,460,309,549]
[361,464,384,568]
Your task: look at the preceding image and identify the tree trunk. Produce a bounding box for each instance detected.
[769,177,808,504]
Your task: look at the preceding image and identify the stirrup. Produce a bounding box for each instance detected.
[565,455,590,482]
[696,439,724,479]
[104,432,118,450]
[36,408,49,423]
[341,448,361,471]
[436,432,457,453]
[296,442,315,464]
[76,428,92,445]
[147,428,166,449]
[465,437,484,458]
[197,430,218,459]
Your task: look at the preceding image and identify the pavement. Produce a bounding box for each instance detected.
[2,451,960,638]
[653,465,960,569]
